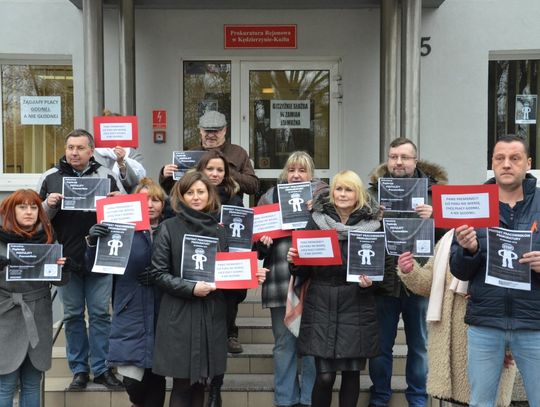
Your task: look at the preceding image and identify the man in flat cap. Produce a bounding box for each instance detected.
[160,111,259,197]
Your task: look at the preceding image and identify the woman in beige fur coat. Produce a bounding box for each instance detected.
[397,229,516,406]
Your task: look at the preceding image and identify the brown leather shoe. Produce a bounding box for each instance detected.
[227,336,243,353]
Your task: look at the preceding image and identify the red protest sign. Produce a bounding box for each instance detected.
[95,193,150,232]
[214,251,259,289]
[93,115,139,148]
[252,203,292,241]
[432,184,499,229]
[292,229,342,266]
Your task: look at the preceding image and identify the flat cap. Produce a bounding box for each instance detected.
[198,111,227,130]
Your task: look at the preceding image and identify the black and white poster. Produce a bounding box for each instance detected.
[378,178,428,212]
[486,227,532,291]
[172,151,206,180]
[220,205,254,252]
[6,243,63,281]
[61,177,110,211]
[181,234,219,282]
[92,222,135,275]
[515,94,537,125]
[277,181,312,229]
[347,231,386,282]
[383,218,435,257]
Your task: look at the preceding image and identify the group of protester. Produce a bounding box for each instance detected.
[0,107,539,407]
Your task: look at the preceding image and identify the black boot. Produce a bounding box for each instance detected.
[207,383,222,407]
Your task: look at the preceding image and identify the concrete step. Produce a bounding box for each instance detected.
[48,344,410,378]
[44,374,430,407]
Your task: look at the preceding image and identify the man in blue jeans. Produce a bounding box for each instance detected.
[37,129,125,390]
[451,135,540,406]
[367,138,448,407]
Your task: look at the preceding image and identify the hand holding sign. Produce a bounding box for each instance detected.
[519,251,540,273]
[455,225,479,254]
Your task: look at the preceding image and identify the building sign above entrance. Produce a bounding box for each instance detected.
[224,25,297,49]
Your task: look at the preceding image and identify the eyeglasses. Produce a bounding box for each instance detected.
[388,155,417,162]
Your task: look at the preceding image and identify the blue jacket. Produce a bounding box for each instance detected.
[86,230,161,368]
[450,175,540,331]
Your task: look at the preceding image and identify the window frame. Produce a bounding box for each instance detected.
[0,56,73,191]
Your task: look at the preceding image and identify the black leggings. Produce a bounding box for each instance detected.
[122,369,165,407]
[311,370,360,407]
[169,378,205,407]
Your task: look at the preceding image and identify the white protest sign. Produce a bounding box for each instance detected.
[20,96,61,125]
[441,193,490,219]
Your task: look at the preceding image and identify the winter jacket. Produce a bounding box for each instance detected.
[450,175,540,331]
[368,160,448,297]
[37,156,123,273]
[86,230,161,369]
[290,202,380,360]
[256,179,329,309]
[399,233,515,406]
[0,226,69,374]
[149,201,229,382]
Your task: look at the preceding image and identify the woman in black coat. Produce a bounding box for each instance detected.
[138,171,229,407]
[287,170,381,407]
[86,177,167,407]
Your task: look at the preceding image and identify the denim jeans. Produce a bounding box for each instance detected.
[468,325,540,407]
[270,307,316,406]
[369,293,428,407]
[0,356,42,407]
[59,272,112,377]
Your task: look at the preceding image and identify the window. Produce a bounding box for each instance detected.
[488,59,539,167]
[1,63,73,174]
[183,61,231,150]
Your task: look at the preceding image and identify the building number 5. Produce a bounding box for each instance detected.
[421,37,431,57]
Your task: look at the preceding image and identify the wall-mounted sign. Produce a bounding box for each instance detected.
[153,110,167,129]
[270,99,311,129]
[224,25,297,49]
[20,96,61,125]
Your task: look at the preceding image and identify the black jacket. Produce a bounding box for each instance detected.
[450,175,540,331]
[37,156,122,273]
[150,202,229,382]
[290,203,380,360]
[368,160,448,297]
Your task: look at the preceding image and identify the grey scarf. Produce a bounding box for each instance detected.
[312,211,381,240]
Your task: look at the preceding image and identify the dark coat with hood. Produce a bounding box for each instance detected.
[368,160,448,297]
[86,229,161,369]
[0,225,69,374]
[149,201,229,383]
[289,193,381,360]
[450,175,540,331]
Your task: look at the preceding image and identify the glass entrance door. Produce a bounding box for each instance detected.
[240,61,340,201]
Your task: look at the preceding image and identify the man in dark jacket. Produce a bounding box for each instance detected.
[37,129,125,390]
[368,138,448,407]
[451,135,540,406]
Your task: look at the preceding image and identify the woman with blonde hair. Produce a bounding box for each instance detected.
[287,170,382,407]
[256,151,327,407]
